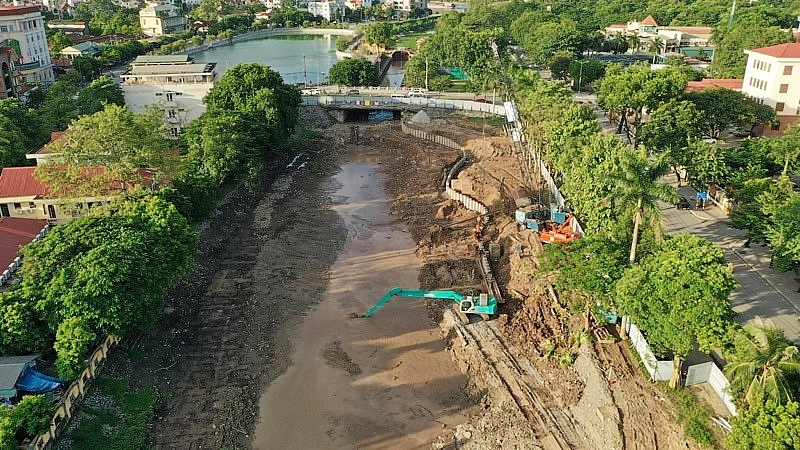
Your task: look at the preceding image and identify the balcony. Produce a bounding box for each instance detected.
[15,60,41,72]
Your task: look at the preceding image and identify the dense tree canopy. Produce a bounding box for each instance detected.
[328,57,380,86]
[615,233,737,356]
[0,99,48,170]
[75,76,126,116]
[727,400,800,450]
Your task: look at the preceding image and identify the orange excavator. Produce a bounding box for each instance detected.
[539,215,580,244]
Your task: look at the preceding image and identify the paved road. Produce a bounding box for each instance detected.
[575,92,800,343]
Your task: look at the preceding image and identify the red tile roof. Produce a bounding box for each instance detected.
[0,6,40,16]
[640,15,658,26]
[749,43,800,59]
[686,78,744,93]
[0,217,47,272]
[0,167,48,198]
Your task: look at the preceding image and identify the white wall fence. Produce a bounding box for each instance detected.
[28,336,122,450]
[399,122,489,216]
[685,361,738,416]
[0,223,51,287]
[307,96,507,116]
[627,322,673,382]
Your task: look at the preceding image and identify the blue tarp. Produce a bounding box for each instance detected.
[16,369,63,394]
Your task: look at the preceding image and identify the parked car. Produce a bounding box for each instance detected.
[346,89,360,95]
[474,98,489,103]
[407,90,427,98]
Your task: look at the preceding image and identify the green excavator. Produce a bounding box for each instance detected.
[362,287,498,319]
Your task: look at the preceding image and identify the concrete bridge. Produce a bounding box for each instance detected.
[303,95,506,122]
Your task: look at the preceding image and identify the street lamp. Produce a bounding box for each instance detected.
[576,59,588,94]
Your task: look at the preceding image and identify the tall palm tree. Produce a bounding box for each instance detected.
[610,149,679,264]
[649,37,664,64]
[725,319,800,406]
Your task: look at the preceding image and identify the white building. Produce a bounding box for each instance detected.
[307,0,344,21]
[139,2,186,36]
[344,0,371,10]
[385,0,426,13]
[0,6,54,84]
[743,42,800,117]
[121,56,216,136]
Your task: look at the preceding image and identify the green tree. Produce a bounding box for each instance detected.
[549,51,573,81]
[40,74,80,131]
[0,292,50,355]
[597,63,688,145]
[364,21,393,48]
[327,57,380,86]
[725,319,800,406]
[75,76,125,116]
[687,87,776,139]
[522,20,585,65]
[648,36,663,63]
[182,111,260,185]
[615,233,738,382]
[568,58,606,89]
[35,104,176,197]
[609,149,678,264]
[726,400,800,450]
[20,196,197,337]
[190,0,234,22]
[769,123,800,176]
[49,31,72,55]
[765,195,800,272]
[711,24,793,78]
[54,317,96,380]
[203,63,301,148]
[0,407,16,449]
[686,139,729,191]
[730,176,794,245]
[12,394,54,437]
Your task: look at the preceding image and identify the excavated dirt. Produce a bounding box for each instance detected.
[81,106,699,449]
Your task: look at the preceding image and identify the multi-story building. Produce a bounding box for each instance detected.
[742,42,800,133]
[121,55,216,136]
[307,0,344,21]
[139,1,186,36]
[385,0,426,13]
[0,6,54,84]
[0,46,15,98]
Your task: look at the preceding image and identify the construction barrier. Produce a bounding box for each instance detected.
[28,336,121,450]
[685,361,737,416]
[626,322,672,382]
[400,122,489,216]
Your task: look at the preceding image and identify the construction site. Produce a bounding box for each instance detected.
[105,105,704,449]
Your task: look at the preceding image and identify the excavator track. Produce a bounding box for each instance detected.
[451,314,583,449]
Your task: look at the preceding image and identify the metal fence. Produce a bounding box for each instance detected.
[627,322,673,381]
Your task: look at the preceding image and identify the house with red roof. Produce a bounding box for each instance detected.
[742,42,800,134]
[0,166,114,223]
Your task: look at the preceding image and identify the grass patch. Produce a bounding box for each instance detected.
[465,115,507,128]
[663,386,718,448]
[68,378,158,450]
[392,32,432,49]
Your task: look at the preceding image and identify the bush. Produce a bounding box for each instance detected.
[12,395,53,436]
[0,407,15,450]
[54,317,96,380]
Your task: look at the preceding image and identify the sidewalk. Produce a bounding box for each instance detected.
[661,176,800,343]
[574,92,800,342]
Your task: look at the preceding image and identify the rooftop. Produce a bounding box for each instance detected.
[0,218,47,276]
[686,78,744,93]
[0,6,40,16]
[0,355,37,396]
[122,62,216,77]
[748,42,800,59]
[0,167,48,199]
[640,15,658,26]
[133,54,192,65]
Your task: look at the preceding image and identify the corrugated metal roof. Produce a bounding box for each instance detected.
[0,167,48,198]
[0,217,48,272]
[0,355,37,393]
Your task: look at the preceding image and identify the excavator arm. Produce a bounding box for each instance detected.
[362,287,496,317]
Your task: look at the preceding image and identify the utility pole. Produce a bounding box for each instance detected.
[576,60,588,94]
[303,54,307,86]
[425,57,428,91]
[316,60,320,85]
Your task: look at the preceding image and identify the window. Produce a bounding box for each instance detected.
[785,66,793,75]
[776,102,785,112]
[170,127,179,137]
[780,84,789,93]
[0,26,7,32]
[166,93,173,101]
[13,203,21,209]
[167,109,176,118]
[28,202,35,208]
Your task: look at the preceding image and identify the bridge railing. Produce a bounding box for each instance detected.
[304,96,506,116]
